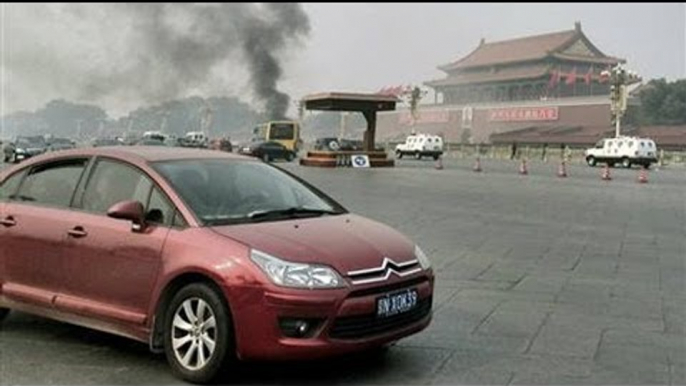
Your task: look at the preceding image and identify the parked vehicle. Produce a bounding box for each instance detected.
[136,138,168,146]
[238,140,296,162]
[92,138,124,147]
[3,136,47,163]
[395,134,444,160]
[209,137,233,152]
[47,138,76,152]
[185,131,209,148]
[0,147,434,383]
[252,121,302,152]
[315,137,364,151]
[585,136,658,168]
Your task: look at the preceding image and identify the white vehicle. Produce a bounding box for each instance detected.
[143,131,167,141]
[395,133,444,160]
[185,131,209,146]
[585,136,658,168]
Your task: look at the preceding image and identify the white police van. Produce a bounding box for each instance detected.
[585,136,658,168]
[395,133,444,160]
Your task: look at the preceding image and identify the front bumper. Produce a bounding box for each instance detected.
[227,273,434,361]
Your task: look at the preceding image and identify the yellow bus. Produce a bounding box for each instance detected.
[253,120,302,152]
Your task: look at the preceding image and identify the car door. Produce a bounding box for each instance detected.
[56,158,172,325]
[1,158,89,308]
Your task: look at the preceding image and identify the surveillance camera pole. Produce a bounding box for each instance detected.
[607,64,637,138]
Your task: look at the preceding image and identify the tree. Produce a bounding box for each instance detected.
[638,79,686,125]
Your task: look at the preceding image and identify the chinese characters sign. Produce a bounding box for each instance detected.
[489,107,559,122]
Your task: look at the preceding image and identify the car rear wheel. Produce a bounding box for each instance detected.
[414,152,422,160]
[622,157,631,169]
[286,153,295,162]
[395,151,403,159]
[433,154,440,160]
[0,308,10,322]
[164,283,235,384]
[262,153,270,163]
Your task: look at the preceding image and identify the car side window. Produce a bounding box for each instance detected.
[0,171,26,201]
[14,159,88,207]
[81,160,153,214]
[146,186,175,226]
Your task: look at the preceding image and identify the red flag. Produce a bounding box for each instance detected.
[566,67,577,85]
[584,66,592,85]
[547,70,559,89]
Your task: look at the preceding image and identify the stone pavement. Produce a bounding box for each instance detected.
[1,158,684,385]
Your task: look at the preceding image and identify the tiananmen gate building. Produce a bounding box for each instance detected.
[374,22,654,147]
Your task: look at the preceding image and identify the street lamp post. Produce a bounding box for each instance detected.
[603,64,639,138]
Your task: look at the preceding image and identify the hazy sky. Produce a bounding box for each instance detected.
[1,3,685,118]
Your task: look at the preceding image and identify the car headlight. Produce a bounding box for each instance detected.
[250,249,345,289]
[415,245,432,270]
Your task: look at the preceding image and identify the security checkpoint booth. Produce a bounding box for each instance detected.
[299,92,397,168]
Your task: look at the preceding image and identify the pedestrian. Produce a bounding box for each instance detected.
[560,143,566,161]
[510,142,518,160]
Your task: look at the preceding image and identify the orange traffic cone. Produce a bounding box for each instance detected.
[519,159,528,175]
[557,161,568,178]
[601,164,612,181]
[434,157,443,170]
[473,157,482,172]
[637,167,648,183]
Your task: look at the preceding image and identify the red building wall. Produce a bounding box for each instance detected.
[376,101,613,144]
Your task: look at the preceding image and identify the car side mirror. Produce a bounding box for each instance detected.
[107,200,146,232]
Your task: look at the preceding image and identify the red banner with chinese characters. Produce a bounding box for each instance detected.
[489,107,559,122]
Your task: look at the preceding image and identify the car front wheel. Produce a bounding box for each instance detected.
[164,283,235,384]
[586,156,596,167]
[262,153,270,163]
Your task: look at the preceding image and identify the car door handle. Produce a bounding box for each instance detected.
[0,216,16,227]
[67,226,88,238]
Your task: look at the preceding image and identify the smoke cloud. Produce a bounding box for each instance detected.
[3,3,310,119]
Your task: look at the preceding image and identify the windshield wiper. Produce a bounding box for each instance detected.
[247,207,339,220]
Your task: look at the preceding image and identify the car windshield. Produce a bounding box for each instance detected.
[153,159,346,226]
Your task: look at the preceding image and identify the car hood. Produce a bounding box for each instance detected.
[210,214,416,275]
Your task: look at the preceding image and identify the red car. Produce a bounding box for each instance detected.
[0,147,434,383]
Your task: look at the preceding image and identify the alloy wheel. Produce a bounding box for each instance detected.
[171,298,217,371]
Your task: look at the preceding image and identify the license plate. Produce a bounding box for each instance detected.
[376,289,418,318]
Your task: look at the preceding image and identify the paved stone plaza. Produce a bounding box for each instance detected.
[1,158,684,385]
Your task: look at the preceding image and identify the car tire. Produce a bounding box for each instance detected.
[286,153,294,162]
[644,163,651,170]
[163,283,235,384]
[395,151,403,159]
[622,157,631,169]
[414,152,422,160]
[262,154,270,163]
[433,154,440,161]
[586,156,596,167]
[0,307,10,322]
[608,162,615,168]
